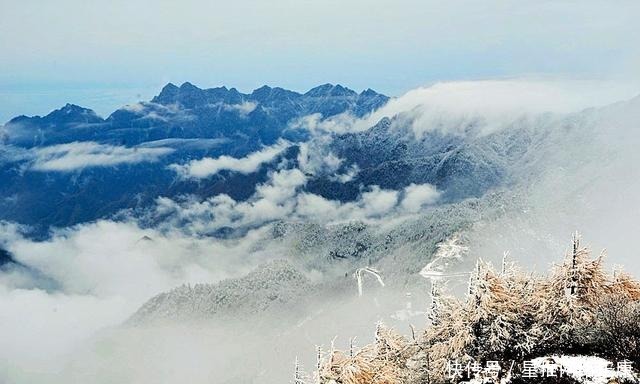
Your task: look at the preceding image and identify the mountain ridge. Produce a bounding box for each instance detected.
[1,82,389,149]
[3,82,387,124]
[0,82,391,231]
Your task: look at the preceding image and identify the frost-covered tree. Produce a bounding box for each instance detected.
[294,356,309,384]
[536,232,611,351]
[313,234,640,384]
[428,280,441,326]
[317,323,413,384]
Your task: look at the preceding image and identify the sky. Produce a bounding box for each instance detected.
[1,0,639,122]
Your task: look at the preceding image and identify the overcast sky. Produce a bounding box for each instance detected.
[1,0,639,121]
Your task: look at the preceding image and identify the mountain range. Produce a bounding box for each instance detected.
[0,82,523,235]
[2,82,387,148]
[0,83,389,232]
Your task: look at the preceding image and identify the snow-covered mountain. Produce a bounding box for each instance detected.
[0,83,388,232]
[128,259,312,324]
[0,80,534,234]
[2,80,639,384]
[125,91,640,328]
[2,82,388,148]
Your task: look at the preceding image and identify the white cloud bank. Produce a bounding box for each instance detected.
[222,101,258,116]
[401,183,441,213]
[293,79,640,137]
[170,140,290,179]
[297,141,344,175]
[0,219,283,380]
[0,169,440,382]
[156,167,440,234]
[30,142,174,171]
[371,79,640,121]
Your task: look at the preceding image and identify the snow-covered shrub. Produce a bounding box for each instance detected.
[587,293,640,365]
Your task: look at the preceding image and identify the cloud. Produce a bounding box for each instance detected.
[297,141,344,175]
[120,101,186,118]
[295,139,359,183]
[294,186,399,221]
[156,168,308,232]
[0,145,31,165]
[121,102,146,113]
[155,162,440,233]
[29,142,174,171]
[294,184,439,222]
[0,285,129,367]
[360,186,399,216]
[289,112,361,135]
[4,221,278,297]
[222,101,258,116]
[401,183,441,213]
[289,79,640,139]
[137,138,230,150]
[329,164,359,183]
[364,79,640,137]
[464,93,640,273]
[0,218,290,382]
[170,140,290,179]
[0,166,439,383]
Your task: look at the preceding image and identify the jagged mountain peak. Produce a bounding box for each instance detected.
[305,83,358,97]
[44,103,103,124]
[5,103,104,127]
[178,81,201,90]
[150,81,383,107]
[162,82,178,90]
[6,114,32,124]
[360,88,380,97]
[250,85,302,101]
[153,82,179,101]
[253,84,272,92]
[152,82,238,107]
[61,102,83,110]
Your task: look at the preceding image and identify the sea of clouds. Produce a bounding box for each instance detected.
[1,78,640,383]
